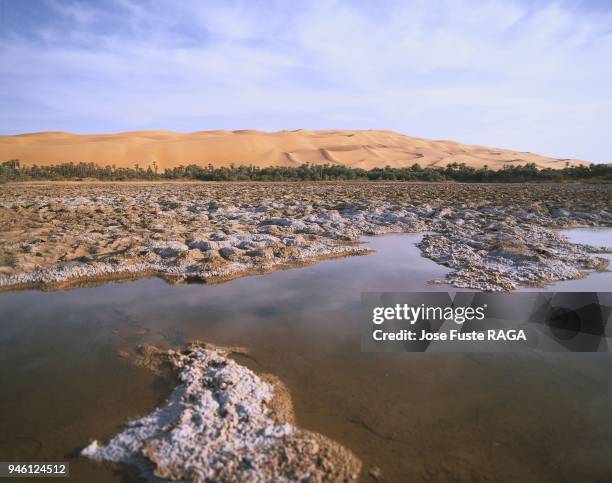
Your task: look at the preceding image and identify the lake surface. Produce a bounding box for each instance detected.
[1,232,611,482]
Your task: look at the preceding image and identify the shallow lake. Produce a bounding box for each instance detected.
[1,231,611,482]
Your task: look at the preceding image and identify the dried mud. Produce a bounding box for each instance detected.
[1,182,610,292]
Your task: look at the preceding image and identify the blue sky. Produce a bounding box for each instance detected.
[1,0,611,162]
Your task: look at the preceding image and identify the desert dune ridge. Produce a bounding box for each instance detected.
[0,129,585,170]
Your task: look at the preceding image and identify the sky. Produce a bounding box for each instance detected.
[1,0,611,162]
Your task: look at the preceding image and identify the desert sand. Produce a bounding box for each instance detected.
[0,129,584,170]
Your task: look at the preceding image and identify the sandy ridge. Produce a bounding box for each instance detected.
[0,129,585,170]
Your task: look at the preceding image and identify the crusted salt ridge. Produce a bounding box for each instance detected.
[1,183,611,292]
[418,222,610,291]
[81,345,362,482]
[0,243,368,290]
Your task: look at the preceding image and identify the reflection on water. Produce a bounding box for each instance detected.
[1,233,612,482]
[563,226,612,247]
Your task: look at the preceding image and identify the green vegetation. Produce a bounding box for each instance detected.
[1,159,610,183]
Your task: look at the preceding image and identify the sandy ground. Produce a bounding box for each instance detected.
[0,182,610,292]
[0,129,585,170]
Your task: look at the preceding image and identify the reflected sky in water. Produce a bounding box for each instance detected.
[1,232,611,482]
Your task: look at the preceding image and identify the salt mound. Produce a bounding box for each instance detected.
[82,344,361,481]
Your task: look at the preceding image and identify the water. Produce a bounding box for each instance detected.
[562,227,612,247]
[1,232,611,482]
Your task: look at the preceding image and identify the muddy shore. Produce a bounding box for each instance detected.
[1,182,610,291]
[82,343,361,481]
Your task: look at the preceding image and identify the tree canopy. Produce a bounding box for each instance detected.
[1,159,610,183]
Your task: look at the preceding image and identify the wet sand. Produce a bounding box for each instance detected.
[1,233,612,482]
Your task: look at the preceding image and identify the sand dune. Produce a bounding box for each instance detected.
[0,129,585,170]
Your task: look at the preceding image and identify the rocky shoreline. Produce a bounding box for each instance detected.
[1,182,610,292]
[82,343,362,481]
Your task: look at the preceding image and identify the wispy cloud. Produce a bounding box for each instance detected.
[0,0,611,161]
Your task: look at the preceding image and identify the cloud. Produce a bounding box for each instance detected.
[0,0,611,161]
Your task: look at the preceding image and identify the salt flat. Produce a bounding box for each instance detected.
[1,182,609,292]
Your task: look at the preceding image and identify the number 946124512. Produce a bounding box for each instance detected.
[1,462,69,478]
